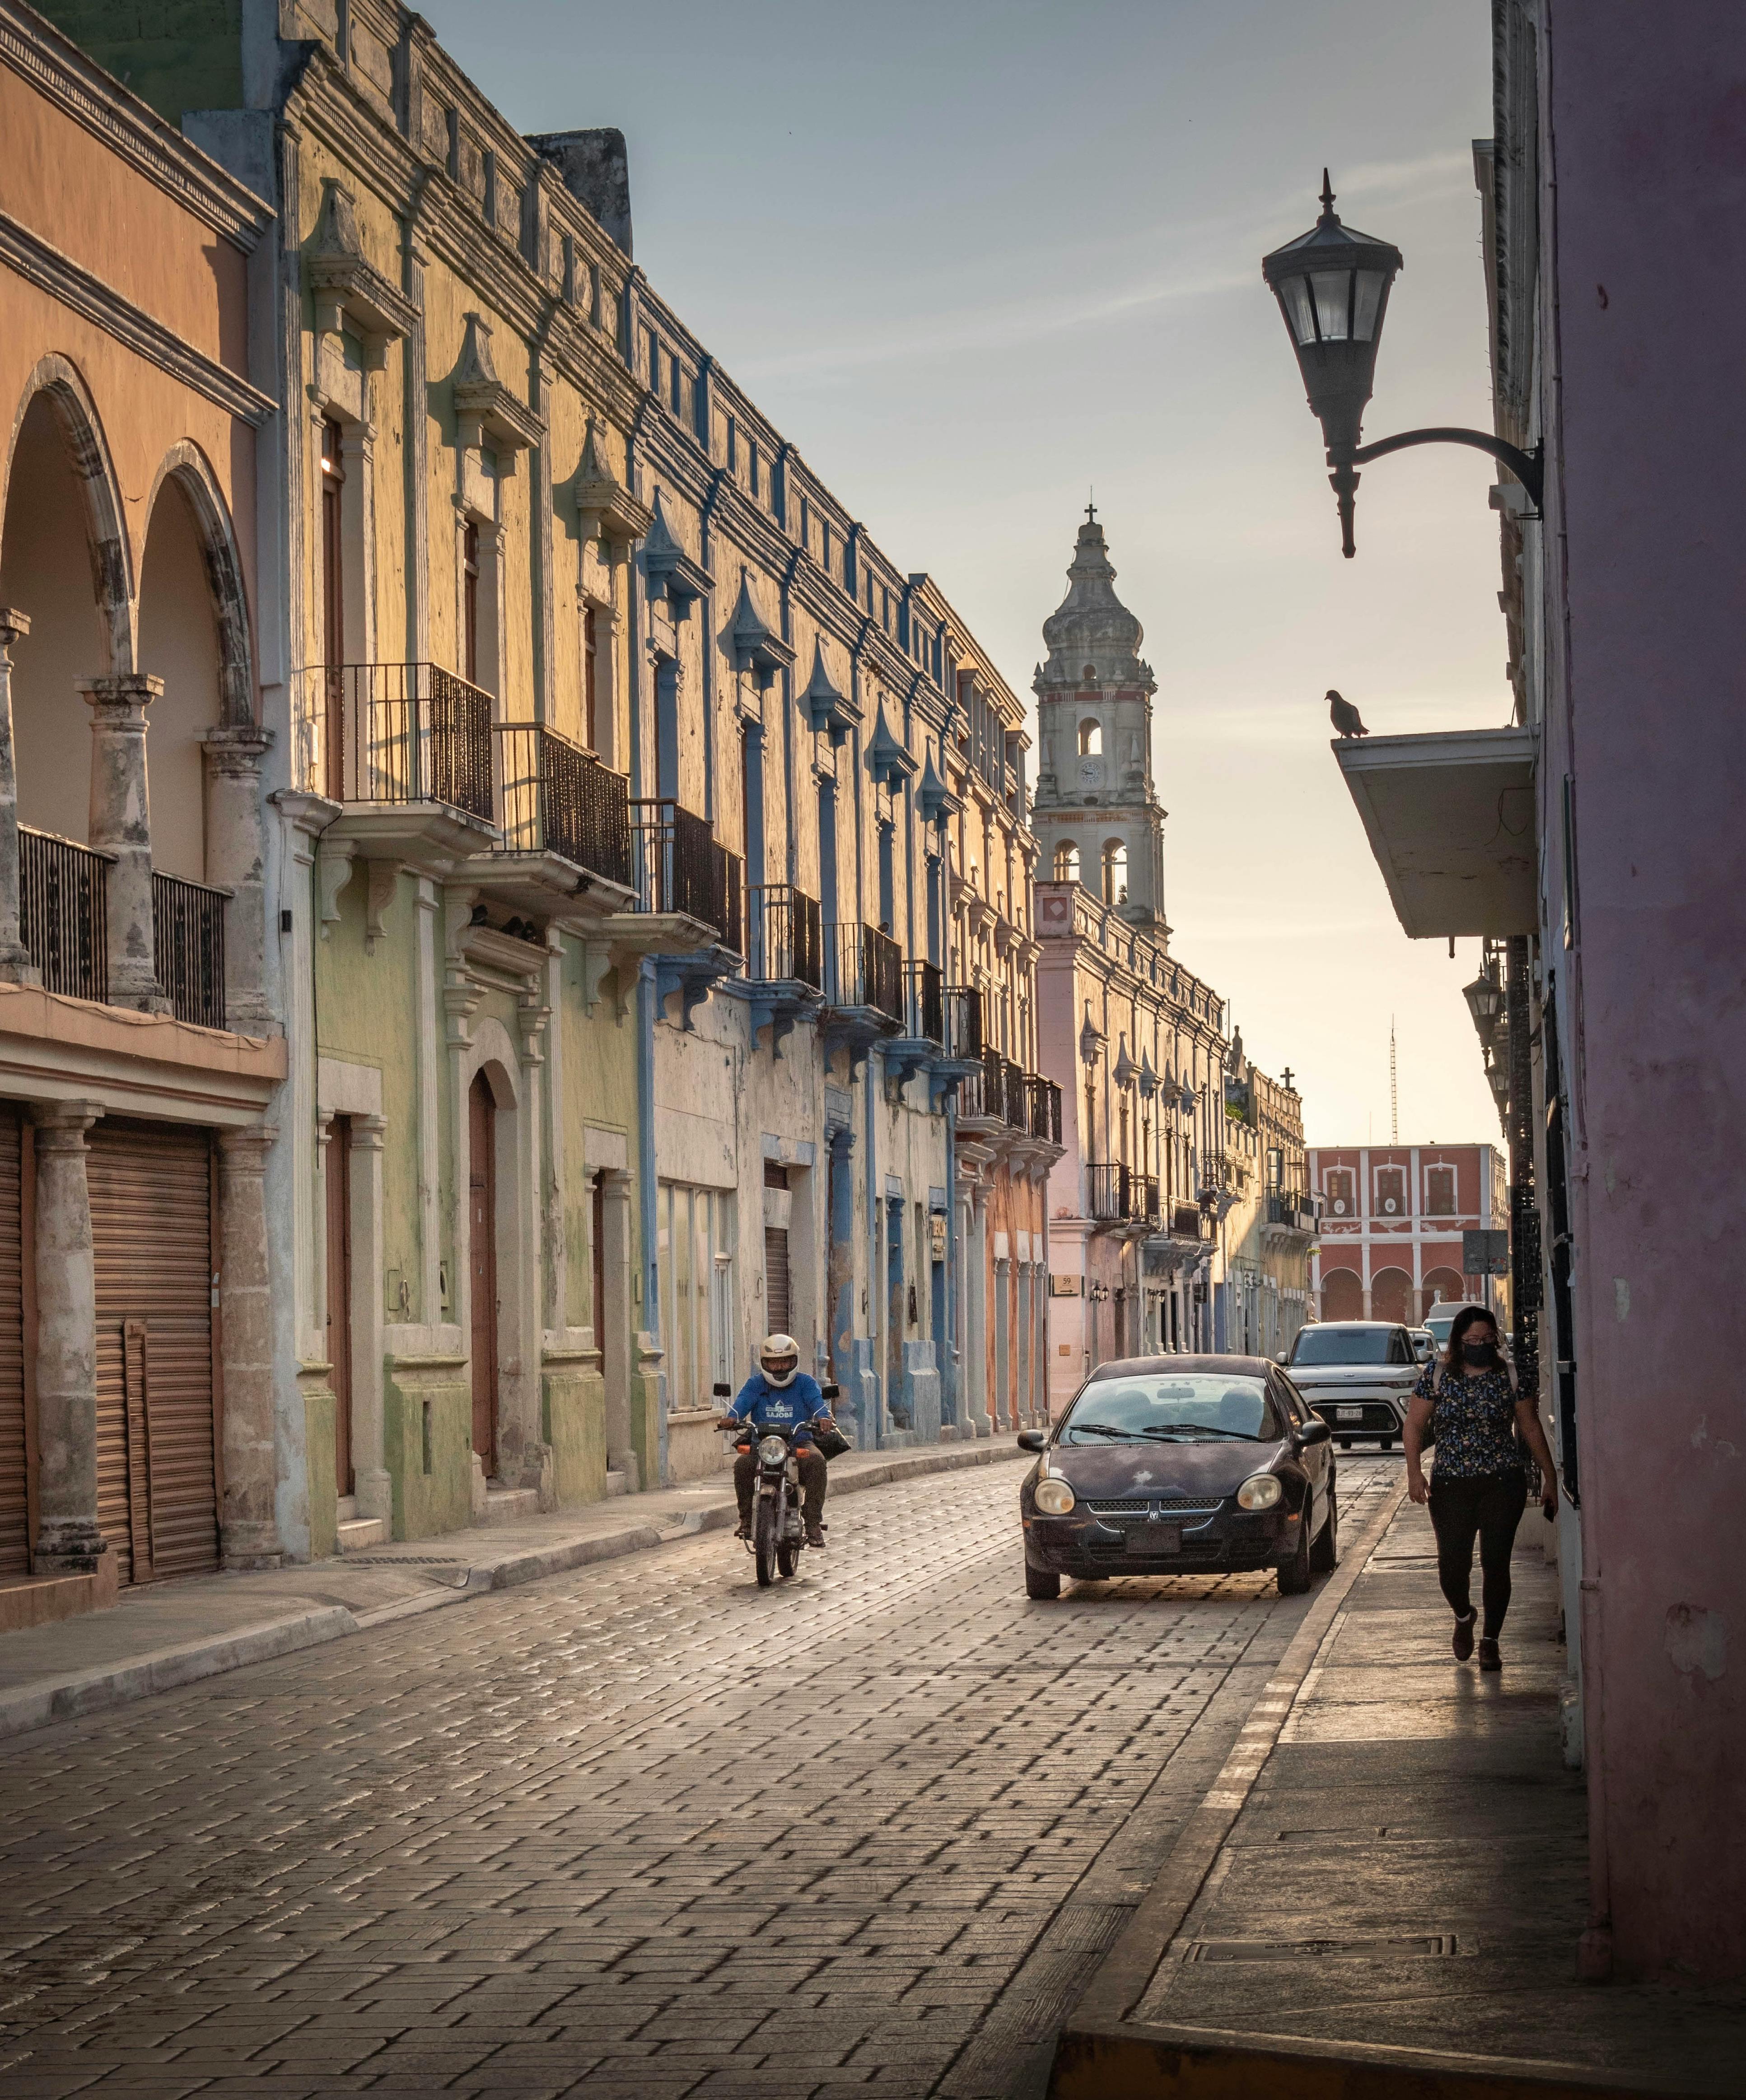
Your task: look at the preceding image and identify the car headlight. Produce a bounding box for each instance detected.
[757,1434,789,1465]
[1033,1475,1077,1516]
[1236,1474,1283,1511]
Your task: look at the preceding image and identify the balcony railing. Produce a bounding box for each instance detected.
[316,663,495,820]
[19,826,108,1003]
[1268,1190,1316,1230]
[629,800,744,950]
[747,884,823,987]
[942,983,982,1062]
[1087,1162,1134,1221]
[494,724,630,886]
[1027,1075,1062,1144]
[152,871,226,1030]
[1171,1202,1207,1239]
[903,959,943,1043]
[1135,1173,1161,1223]
[824,922,903,1022]
[976,1048,1027,1129]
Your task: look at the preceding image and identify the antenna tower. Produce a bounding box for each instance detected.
[1389,1017,1399,1144]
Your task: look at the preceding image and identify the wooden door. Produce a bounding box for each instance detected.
[89,1121,217,1584]
[0,1109,26,1577]
[325,1116,353,1498]
[468,1073,498,1475]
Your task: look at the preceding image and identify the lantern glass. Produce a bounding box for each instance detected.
[1353,268,1387,340]
[1279,275,1317,345]
[1311,270,1352,340]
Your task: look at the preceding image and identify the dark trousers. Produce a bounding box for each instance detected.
[1428,1469,1528,1637]
[735,1446,827,1527]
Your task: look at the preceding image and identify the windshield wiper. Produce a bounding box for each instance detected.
[1139,1423,1258,1440]
[1065,1422,1148,1440]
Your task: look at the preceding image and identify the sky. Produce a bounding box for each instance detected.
[419,0,1508,1150]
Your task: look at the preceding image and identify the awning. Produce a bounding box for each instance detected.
[1333,725,1537,938]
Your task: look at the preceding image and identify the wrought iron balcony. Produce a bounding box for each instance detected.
[747,884,823,988]
[824,922,903,1022]
[19,826,108,1004]
[1170,1201,1209,1239]
[1267,1190,1317,1231]
[903,959,943,1044]
[152,871,227,1030]
[317,663,494,820]
[942,983,983,1062]
[1135,1172,1161,1223]
[1027,1075,1063,1144]
[629,799,744,950]
[999,1054,1028,1129]
[1087,1162,1135,1221]
[493,723,631,887]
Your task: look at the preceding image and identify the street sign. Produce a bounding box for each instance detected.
[1463,1228,1510,1276]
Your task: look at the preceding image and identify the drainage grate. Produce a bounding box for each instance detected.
[1182,1934,1466,1963]
[338,1555,466,1567]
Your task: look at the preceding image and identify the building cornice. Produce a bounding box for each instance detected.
[0,209,276,425]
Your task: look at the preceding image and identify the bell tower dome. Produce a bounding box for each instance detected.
[1031,509,1166,929]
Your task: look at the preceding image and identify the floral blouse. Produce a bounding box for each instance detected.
[1413,1361,1526,1479]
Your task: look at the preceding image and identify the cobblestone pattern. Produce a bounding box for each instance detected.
[0,1458,1400,2099]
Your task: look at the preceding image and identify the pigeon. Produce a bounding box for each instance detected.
[1328,689,1368,738]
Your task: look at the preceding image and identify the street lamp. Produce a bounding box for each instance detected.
[1463,973,1504,1028]
[1262,172,1544,557]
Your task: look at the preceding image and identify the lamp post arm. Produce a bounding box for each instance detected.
[1352,427,1544,508]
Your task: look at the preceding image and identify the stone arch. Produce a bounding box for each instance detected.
[463,1017,521,1107]
[1053,839,1080,882]
[3,355,133,674]
[1321,1268,1362,1322]
[141,442,254,726]
[1078,717,1102,756]
[1372,1266,1413,1325]
[1101,836,1128,905]
[1422,1266,1465,1320]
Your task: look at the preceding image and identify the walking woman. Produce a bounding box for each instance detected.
[1404,1305,1559,1670]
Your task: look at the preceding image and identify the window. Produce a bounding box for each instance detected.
[1425,1163,1457,1217]
[320,419,346,800]
[1102,840,1127,906]
[1323,1167,1355,1218]
[583,604,599,750]
[1374,1165,1406,1217]
[462,522,480,688]
[1078,718,1102,756]
[1054,842,1079,882]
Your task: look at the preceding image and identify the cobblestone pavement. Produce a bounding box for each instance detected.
[0,1455,1401,2100]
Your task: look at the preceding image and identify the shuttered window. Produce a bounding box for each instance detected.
[0,1109,25,1577]
[89,1121,217,1583]
[764,1227,790,1338]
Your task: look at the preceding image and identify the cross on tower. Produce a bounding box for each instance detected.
[1282,1066,1296,1091]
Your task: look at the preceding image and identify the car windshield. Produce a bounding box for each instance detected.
[1290,1327,1394,1366]
[1061,1375,1275,1443]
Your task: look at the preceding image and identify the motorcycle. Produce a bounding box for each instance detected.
[714,1380,840,1588]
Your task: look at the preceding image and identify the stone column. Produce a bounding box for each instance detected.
[201,725,274,1033]
[31,1101,104,1573]
[0,611,39,985]
[218,1125,284,1567]
[79,674,166,1011]
[600,1167,636,1489]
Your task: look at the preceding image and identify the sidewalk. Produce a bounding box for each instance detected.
[1050,1481,1746,2098]
[0,1438,1023,1742]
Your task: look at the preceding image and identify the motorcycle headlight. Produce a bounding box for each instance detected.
[1033,1476,1076,1516]
[1236,1474,1283,1511]
[757,1434,789,1465]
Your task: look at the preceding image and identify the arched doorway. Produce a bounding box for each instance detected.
[1321,1268,1362,1322]
[136,475,223,882]
[1422,1266,1465,1321]
[1372,1267,1413,1325]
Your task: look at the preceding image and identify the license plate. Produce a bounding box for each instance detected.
[1126,1524,1181,1551]
[1337,1406,1363,1420]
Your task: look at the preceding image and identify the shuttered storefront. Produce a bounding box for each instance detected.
[89,1120,217,1583]
[0,1109,26,1577]
[764,1227,790,1338]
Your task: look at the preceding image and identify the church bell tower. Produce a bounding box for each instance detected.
[1030,509,1166,930]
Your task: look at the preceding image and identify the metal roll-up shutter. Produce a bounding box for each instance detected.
[764,1227,790,1339]
[0,1109,26,1577]
[89,1120,217,1583]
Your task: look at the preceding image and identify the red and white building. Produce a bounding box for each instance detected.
[1307,1145,1508,1327]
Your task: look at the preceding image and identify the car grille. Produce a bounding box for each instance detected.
[1084,1498,1223,1518]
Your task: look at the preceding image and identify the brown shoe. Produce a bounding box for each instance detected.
[735,1518,752,1541]
[805,1523,826,1548]
[1452,1610,1476,1662]
[1478,1637,1502,1672]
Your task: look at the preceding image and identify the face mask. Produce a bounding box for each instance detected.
[1461,1341,1499,1369]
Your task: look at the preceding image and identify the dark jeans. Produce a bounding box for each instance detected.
[735,1445,826,1527]
[1429,1469,1528,1637]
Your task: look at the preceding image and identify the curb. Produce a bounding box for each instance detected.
[0,1604,355,1741]
[0,1440,1027,1741]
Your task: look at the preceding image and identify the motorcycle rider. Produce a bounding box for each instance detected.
[719,1334,834,1549]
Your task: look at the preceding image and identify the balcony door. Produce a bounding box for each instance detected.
[321,417,345,801]
[468,1073,499,1477]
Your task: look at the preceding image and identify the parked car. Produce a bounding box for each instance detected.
[1424,1300,1489,1355]
[1410,1327,1435,1364]
[1017,1355,1336,1600]
[1281,1322,1422,1449]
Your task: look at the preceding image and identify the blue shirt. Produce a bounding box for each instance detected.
[730,1370,827,1444]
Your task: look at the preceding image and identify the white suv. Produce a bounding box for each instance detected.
[1281,1322,1422,1450]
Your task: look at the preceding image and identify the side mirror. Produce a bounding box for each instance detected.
[1274,1351,1289,1366]
[1016,1429,1047,1453]
[1295,1417,1331,1448]
[711,1383,732,1399]
[819,1383,840,1401]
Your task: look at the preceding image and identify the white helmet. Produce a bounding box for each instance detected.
[759,1333,800,1388]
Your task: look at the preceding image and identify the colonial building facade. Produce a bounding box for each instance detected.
[0,1,284,1616]
[1307,1142,1508,1328]
[1030,516,1312,1407]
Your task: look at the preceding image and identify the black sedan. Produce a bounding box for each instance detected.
[1017,1354,1337,1599]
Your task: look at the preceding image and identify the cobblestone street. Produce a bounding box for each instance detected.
[0,1457,1401,2099]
